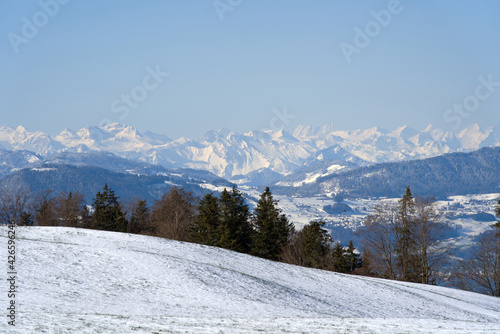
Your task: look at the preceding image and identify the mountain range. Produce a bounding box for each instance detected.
[2,123,500,183]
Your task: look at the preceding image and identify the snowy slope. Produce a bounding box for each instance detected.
[2,227,499,333]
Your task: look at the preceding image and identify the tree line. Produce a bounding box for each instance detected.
[0,184,363,275]
[1,184,498,296]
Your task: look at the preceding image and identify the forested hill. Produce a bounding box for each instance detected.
[277,146,500,199]
[0,164,231,203]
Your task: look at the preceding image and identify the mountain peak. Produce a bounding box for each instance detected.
[15,125,28,132]
[390,125,418,139]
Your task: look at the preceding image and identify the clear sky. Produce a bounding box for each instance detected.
[1,0,500,139]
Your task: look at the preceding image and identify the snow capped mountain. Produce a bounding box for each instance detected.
[457,123,500,149]
[0,125,63,155]
[54,124,155,153]
[1,123,499,184]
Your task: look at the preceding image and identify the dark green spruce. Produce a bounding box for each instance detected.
[91,184,127,232]
[251,187,292,261]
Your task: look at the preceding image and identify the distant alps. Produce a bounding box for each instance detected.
[1,123,499,183]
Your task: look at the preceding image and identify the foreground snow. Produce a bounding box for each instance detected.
[1,227,499,333]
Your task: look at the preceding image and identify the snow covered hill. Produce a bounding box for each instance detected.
[2,123,500,182]
[2,226,499,333]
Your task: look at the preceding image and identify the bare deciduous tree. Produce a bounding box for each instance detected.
[413,197,452,284]
[357,193,451,284]
[151,187,196,241]
[0,187,31,225]
[357,203,399,280]
[280,229,303,266]
[34,189,58,226]
[452,228,500,297]
[55,191,86,227]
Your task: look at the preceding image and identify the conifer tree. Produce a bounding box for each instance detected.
[299,221,332,269]
[20,211,34,226]
[128,199,152,234]
[331,241,349,273]
[81,204,93,229]
[396,186,418,282]
[344,240,363,273]
[190,193,221,246]
[218,186,253,253]
[251,187,292,260]
[91,184,127,232]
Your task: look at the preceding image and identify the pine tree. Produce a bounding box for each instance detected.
[128,199,152,234]
[91,184,127,232]
[19,211,34,226]
[396,186,419,282]
[331,241,349,273]
[344,240,363,273]
[299,221,332,269]
[251,187,292,260]
[190,193,221,246]
[218,186,253,253]
[81,204,93,229]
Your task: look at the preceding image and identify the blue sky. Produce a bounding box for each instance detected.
[1,0,500,139]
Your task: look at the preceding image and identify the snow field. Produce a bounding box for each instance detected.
[1,226,499,333]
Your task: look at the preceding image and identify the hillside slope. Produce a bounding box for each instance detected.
[2,227,499,333]
[0,162,232,203]
[282,146,500,199]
